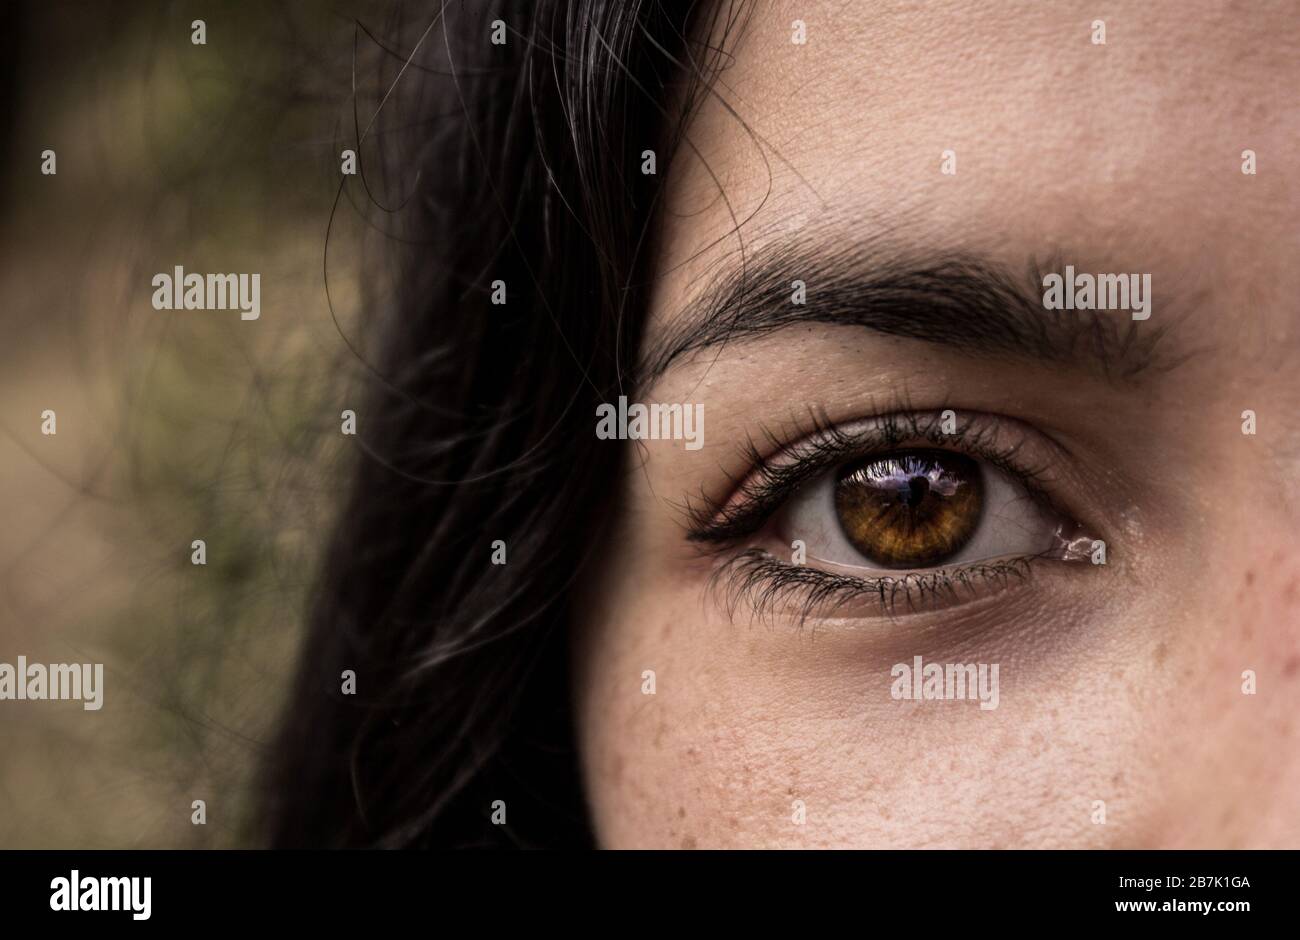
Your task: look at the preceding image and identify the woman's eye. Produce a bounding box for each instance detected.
[777,448,1066,571]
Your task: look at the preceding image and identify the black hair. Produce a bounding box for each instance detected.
[262,0,746,847]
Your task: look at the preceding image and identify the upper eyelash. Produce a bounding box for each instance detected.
[684,408,1063,547]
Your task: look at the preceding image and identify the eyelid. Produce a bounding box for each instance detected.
[686,409,1074,548]
[709,547,1046,624]
[686,409,1106,625]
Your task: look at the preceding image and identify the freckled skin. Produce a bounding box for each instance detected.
[573,0,1300,848]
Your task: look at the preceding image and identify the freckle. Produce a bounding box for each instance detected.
[1153,642,1168,666]
[1111,772,1123,787]
[1284,656,1299,678]
[661,621,672,640]
[681,835,697,849]
[1245,571,1255,587]
[1285,578,1298,604]
[685,746,698,761]
[654,722,666,748]
[677,806,686,819]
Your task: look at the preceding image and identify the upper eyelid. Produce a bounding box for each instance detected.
[685,410,1071,545]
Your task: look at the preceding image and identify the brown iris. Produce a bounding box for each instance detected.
[833,450,983,568]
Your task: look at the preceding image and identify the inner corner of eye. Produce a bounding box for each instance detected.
[777,447,1071,571]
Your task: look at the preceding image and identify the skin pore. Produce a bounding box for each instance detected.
[574,0,1300,848]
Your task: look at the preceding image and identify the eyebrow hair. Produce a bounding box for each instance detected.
[637,240,1180,388]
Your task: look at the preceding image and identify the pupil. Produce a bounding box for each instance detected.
[905,475,929,508]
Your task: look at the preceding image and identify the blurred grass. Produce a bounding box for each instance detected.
[0,0,402,846]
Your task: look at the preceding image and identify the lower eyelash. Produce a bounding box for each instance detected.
[709,548,1042,628]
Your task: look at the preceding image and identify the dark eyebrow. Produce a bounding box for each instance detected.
[637,241,1179,388]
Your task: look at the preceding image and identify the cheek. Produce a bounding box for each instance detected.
[1208,545,1300,843]
[1246,550,1300,665]
[576,535,882,848]
[575,500,1300,848]
[576,559,1130,848]
[575,582,798,849]
[1123,537,1300,847]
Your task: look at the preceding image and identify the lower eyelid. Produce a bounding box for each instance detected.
[709,547,1056,625]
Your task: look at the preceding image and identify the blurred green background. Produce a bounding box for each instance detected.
[0,0,408,846]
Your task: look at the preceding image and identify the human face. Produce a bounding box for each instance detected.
[574,0,1300,848]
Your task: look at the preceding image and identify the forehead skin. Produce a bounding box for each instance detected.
[575,0,1300,848]
[653,0,1298,351]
